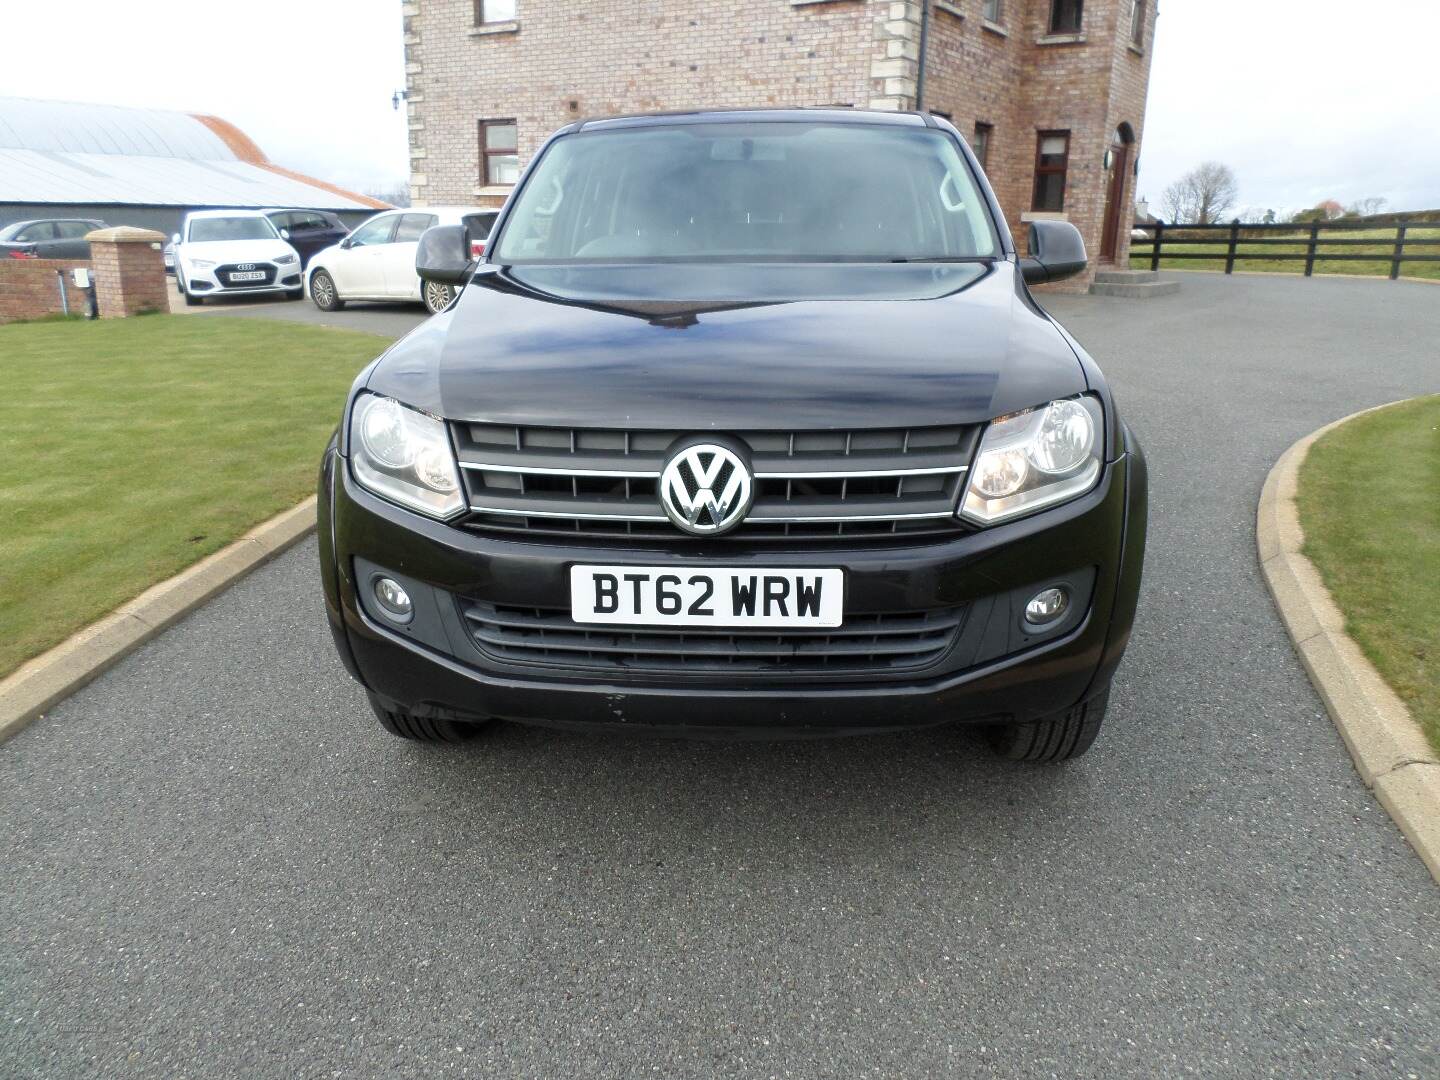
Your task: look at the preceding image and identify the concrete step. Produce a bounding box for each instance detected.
[1088,271,1181,299]
[1093,269,1171,285]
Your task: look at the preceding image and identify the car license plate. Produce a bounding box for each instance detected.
[570,565,843,628]
[229,271,265,282]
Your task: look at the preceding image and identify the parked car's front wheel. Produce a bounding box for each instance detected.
[367,693,488,743]
[310,269,344,311]
[423,280,456,315]
[988,689,1109,763]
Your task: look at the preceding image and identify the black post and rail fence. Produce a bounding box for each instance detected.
[1133,220,1440,280]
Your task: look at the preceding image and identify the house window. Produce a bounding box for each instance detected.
[1130,0,1145,46]
[475,0,516,23]
[1031,131,1070,211]
[982,0,1002,22]
[1049,0,1083,34]
[973,123,993,169]
[479,119,519,185]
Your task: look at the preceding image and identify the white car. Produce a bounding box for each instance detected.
[306,206,498,315]
[172,210,303,306]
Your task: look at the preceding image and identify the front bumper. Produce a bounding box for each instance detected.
[183,261,300,296]
[318,435,1147,736]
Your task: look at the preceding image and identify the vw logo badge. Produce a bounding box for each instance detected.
[659,442,754,536]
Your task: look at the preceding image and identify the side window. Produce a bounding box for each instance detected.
[268,213,293,232]
[1049,0,1083,34]
[479,119,520,186]
[475,0,516,24]
[291,213,328,232]
[1031,131,1070,212]
[463,213,499,238]
[972,123,993,170]
[16,223,56,242]
[393,214,438,243]
[56,221,93,239]
[350,216,397,247]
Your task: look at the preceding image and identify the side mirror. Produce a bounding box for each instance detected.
[1020,220,1087,284]
[416,224,471,286]
[339,236,353,250]
[171,232,181,245]
[280,228,291,240]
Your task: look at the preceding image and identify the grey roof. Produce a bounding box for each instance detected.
[0,97,381,211]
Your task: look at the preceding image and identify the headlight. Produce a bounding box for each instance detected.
[349,394,464,518]
[191,259,215,269]
[275,253,298,265]
[959,395,1103,525]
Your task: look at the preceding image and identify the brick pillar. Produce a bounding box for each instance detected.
[84,227,169,319]
[869,1,922,110]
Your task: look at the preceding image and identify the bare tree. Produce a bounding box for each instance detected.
[1160,162,1239,224]
[1346,196,1388,218]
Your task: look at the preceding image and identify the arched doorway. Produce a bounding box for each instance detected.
[1100,123,1136,262]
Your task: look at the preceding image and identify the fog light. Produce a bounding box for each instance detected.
[1024,587,1069,626]
[373,576,413,622]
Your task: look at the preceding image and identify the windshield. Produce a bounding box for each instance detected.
[187,217,277,243]
[493,122,998,263]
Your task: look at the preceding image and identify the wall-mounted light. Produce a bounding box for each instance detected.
[392,90,409,111]
[1103,148,1115,170]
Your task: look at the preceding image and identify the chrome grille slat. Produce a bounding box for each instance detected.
[452,423,981,543]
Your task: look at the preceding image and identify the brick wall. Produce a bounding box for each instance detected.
[87,228,169,319]
[403,0,1157,288]
[922,0,1157,292]
[404,0,874,207]
[0,259,90,324]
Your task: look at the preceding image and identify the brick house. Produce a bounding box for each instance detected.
[401,0,1156,288]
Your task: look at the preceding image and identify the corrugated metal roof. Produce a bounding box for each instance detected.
[0,97,385,211]
[0,97,235,159]
[0,149,377,210]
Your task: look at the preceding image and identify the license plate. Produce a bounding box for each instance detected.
[229,271,265,282]
[570,565,843,628]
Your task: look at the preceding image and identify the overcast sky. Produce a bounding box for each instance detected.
[5,0,1438,215]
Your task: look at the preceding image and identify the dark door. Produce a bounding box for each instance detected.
[283,211,347,267]
[50,221,97,259]
[1100,141,1129,262]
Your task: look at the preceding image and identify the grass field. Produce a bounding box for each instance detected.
[0,315,393,678]
[1129,226,1440,281]
[1297,396,1440,755]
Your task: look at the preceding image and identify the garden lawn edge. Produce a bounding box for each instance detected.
[1258,402,1440,884]
[0,497,316,745]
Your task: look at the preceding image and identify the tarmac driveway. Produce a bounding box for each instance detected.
[3,273,1439,1078]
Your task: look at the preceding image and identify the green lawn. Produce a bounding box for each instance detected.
[1129,226,1440,281]
[1297,396,1440,754]
[0,315,392,678]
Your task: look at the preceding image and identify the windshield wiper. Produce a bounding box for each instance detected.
[888,256,991,263]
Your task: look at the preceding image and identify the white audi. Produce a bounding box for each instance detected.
[172,210,303,306]
[306,206,498,315]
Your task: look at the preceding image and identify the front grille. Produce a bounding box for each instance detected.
[453,423,981,543]
[216,263,276,287]
[460,601,967,675]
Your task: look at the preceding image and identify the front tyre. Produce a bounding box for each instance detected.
[367,693,487,744]
[310,269,344,311]
[423,280,455,315]
[989,688,1109,763]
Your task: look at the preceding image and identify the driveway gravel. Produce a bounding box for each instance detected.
[3,272,1439,1078]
